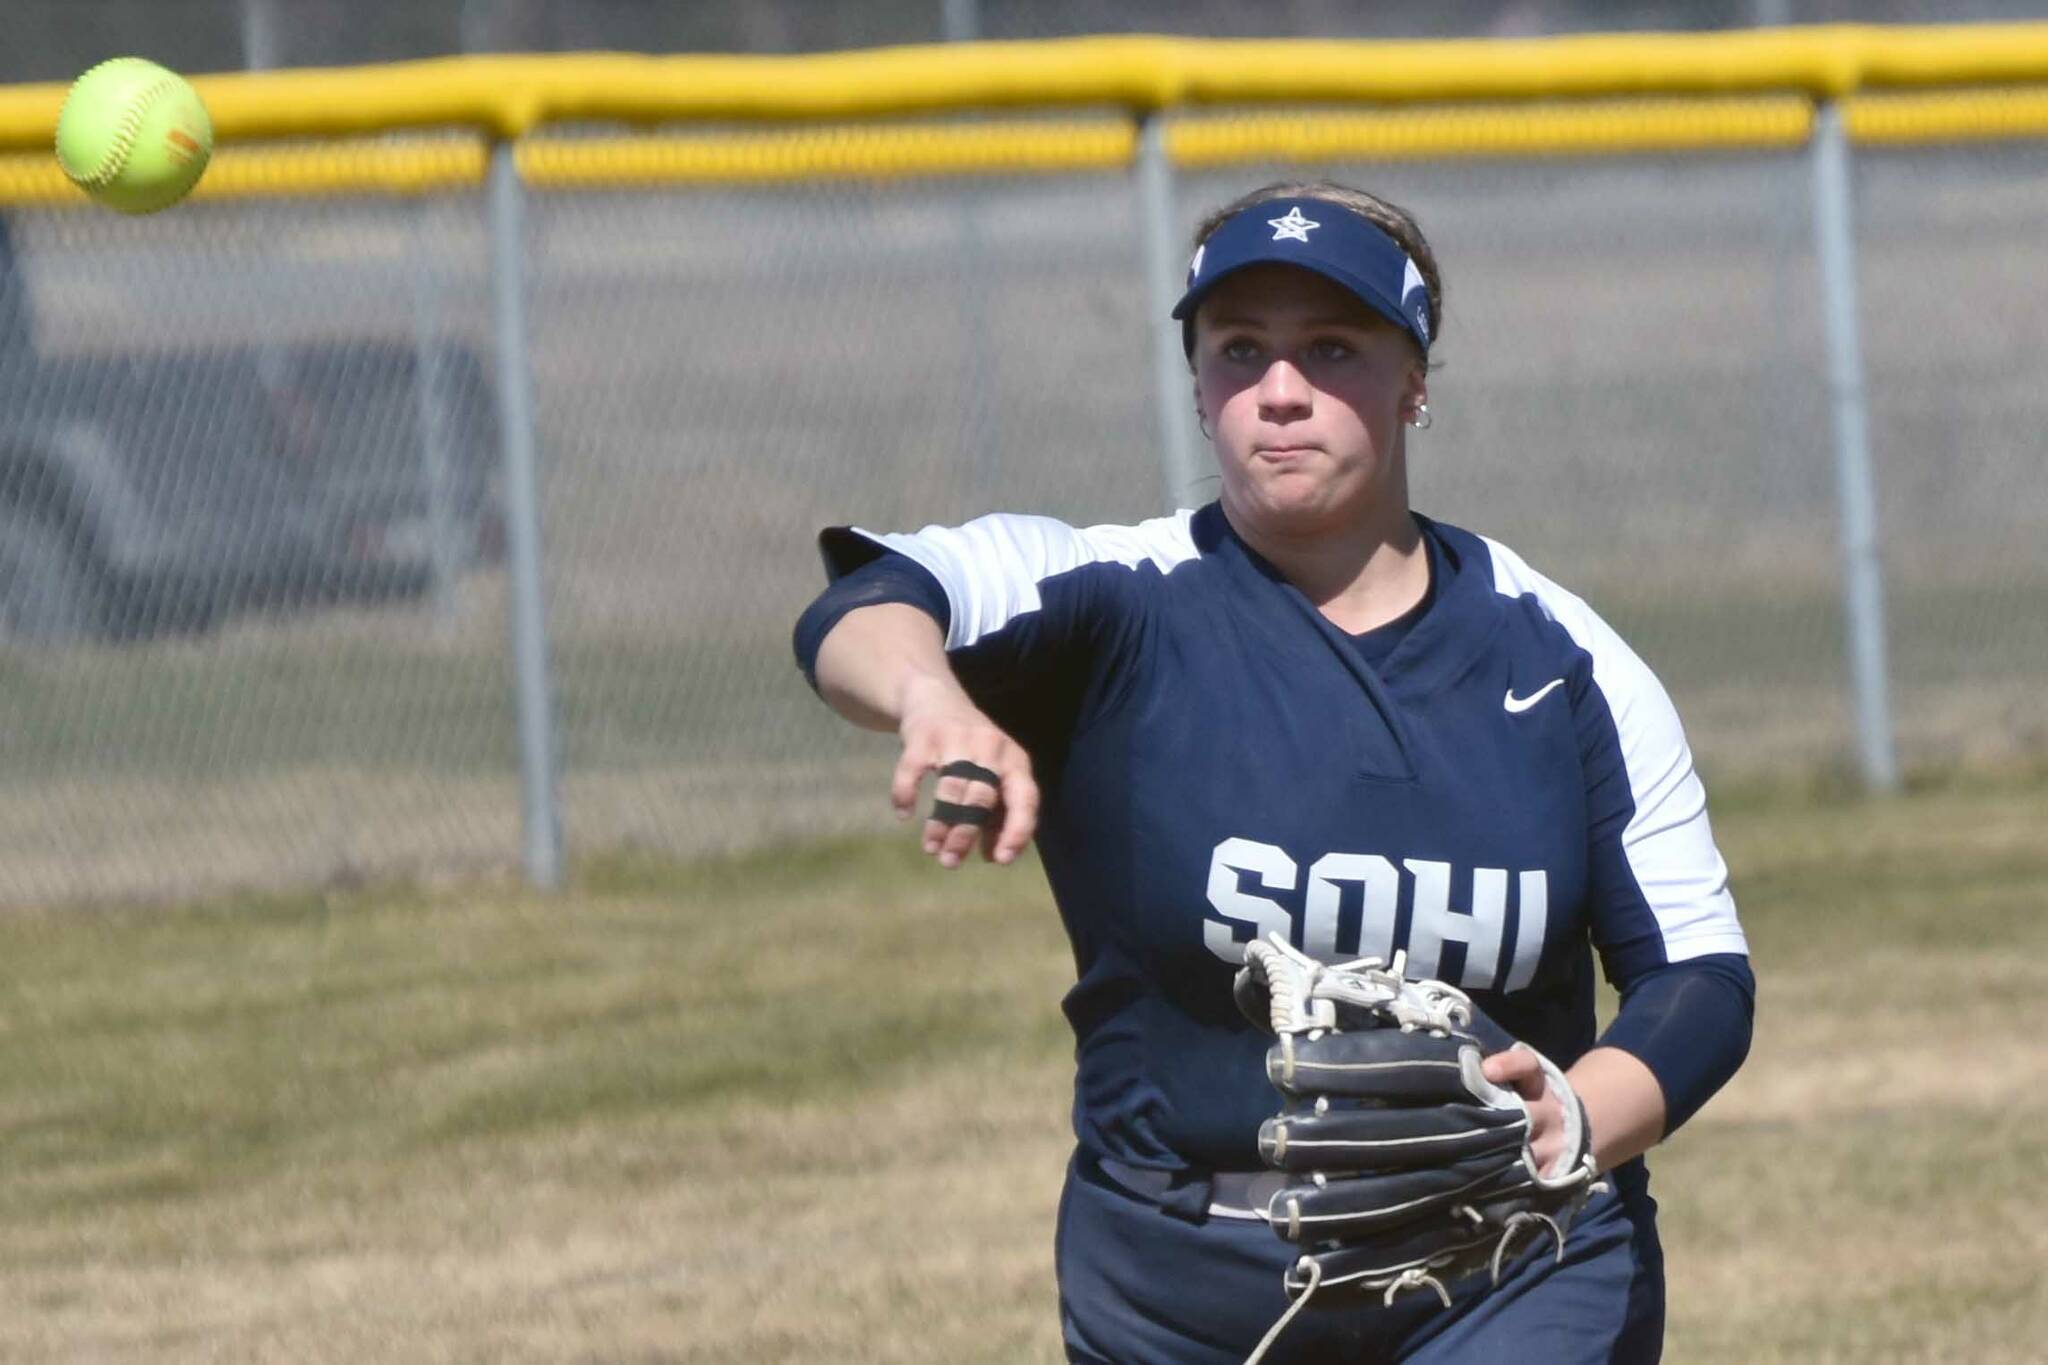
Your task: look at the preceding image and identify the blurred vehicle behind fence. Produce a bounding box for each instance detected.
[0,213,502,643]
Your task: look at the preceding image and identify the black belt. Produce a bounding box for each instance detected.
[1094,1154,1284,1222]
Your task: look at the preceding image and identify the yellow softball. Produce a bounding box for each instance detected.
[55,57,214,215]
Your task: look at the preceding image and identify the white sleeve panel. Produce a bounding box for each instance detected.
[842,509,1200,650]
[1483,538,1750,963]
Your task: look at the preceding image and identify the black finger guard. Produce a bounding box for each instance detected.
[929,799,994,827]
[938,759,1001,787]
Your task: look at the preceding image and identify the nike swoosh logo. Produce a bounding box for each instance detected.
[1504,679,1566,714]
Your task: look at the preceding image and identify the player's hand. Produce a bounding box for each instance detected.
[1482,1046,1570,1175]
[892,676,1038,870]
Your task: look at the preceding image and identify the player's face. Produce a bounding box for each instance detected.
[1192,264,1425,539]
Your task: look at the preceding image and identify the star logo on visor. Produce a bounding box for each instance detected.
[1268,206,1320,243]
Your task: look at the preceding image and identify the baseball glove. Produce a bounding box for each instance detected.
[1233,933,1603,1359]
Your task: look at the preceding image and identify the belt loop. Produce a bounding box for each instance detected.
[1157,1169,1215,1224]
[1089,1152,1222,1224]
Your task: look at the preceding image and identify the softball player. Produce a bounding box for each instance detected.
[795,181,1754,1362]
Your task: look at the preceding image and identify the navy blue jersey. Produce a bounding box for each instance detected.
[815,502,1748,1173]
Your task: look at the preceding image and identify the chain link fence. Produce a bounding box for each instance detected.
[0,124,2043,905]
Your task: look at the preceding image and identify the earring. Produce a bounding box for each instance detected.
[1408,402,1432,431]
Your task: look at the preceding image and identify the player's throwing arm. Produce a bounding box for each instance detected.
[812,601,1038,868]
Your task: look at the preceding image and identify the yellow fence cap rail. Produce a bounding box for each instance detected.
[5,89,2048,206]
[7,25,2048,154]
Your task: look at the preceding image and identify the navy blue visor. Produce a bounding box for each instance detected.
[1171,198,1432,359]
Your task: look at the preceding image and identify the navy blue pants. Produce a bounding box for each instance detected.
[1056,1149,1664,1364]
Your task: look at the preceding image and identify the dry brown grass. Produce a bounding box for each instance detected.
[1,778,2045,1361]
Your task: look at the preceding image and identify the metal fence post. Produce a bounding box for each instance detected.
[1137,114,1200,511]
[943,0,998,496]
[487,139,564,887]
[409,202,462,633]
[1810,100,1900,793]
[940,0,979,42]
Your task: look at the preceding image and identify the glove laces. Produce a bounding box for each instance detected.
[1245,935,1474,1037]
[1491,1210,1569,1281]
[1242,1256,1458,1365]
[1320,942,1474,1037]
[1243,1257,1321,1365]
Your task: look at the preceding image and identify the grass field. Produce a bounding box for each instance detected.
[2,775,2045,1362]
